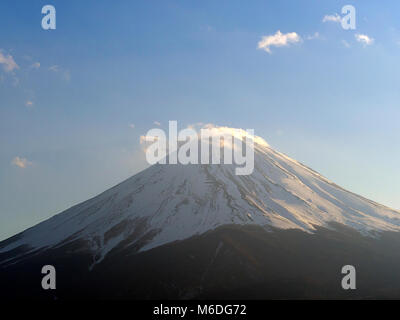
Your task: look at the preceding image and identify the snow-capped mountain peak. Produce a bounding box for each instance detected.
[1,129,400,266]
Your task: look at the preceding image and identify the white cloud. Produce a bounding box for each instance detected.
[30,62,40,69]
[0,51,19,72]
[258,30,301,54]
[306,32,320,40]
[140,123,270,150]
[49,65,71,81]
[154,121,161,126]
[322,14,341,23]
[49,65,60,72]
[140,135,159,144]
[355,34,374,46]
[11,156,32,169]
[342,40,351,48]
[196,124,270,148]
[25,100,34,107]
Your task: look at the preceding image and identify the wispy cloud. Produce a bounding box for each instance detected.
[140,123,270,152]
[258,30,301,54]
[154,121,161,126]
[49,64,71,81]
[355,34,374,46]
[306,32,320,40]
[11,156,32,169]
[140,135,159,144]
[129,124,135,129]
[342,40,351,48]
[0,51,19,72]
[30,62,40,69]
[322,14,341,23]
[25,100,34,107]
[49,65,60,72]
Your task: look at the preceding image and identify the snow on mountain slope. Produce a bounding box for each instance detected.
[1,130,400,266]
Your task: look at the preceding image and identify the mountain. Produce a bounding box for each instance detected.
[2,129,400,299]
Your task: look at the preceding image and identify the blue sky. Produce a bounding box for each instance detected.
[0,0,400,240]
